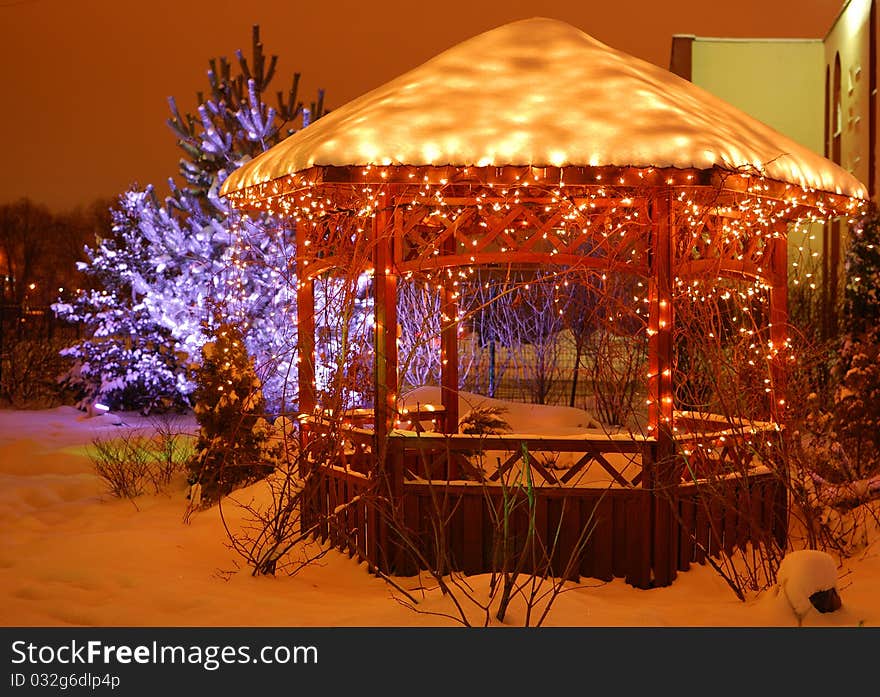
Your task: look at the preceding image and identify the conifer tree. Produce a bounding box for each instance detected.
[829,211,880,473]
[841,212,880,336]
[187,318,280,501]
[53,188,191,412]
[54,26,325,413]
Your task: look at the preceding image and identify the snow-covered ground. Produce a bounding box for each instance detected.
[1,405,877,627]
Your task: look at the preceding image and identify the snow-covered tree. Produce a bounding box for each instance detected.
[54,26,325,413]
[829,211,880,473]
[187,319,280,501]
[842,211,880,336]
[53,189,192,412]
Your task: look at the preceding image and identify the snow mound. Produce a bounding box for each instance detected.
[400,385,601,435]
[76,411,124,426]
[777,550,840,619]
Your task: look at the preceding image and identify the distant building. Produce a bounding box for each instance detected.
[670,0,877,338]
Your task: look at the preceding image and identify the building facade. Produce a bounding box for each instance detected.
[670,0,878,338]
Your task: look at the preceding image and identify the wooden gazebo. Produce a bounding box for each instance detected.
[220,18,867,587]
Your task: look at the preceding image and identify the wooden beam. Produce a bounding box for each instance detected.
[675,258,771,283]
[440,231,459,433]
[398,253,648,276]
[228,164,858,223]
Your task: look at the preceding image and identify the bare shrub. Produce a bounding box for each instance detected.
[147,413,196,489]
[220,440,327,576]
[0,337,75,408]
[89,423,194,500]
[398,281,442,389]
[89,434,153,499]
[782,283,880,559]
[483,276,565,405]
[787,389,880,556]
[586,331,647,427]
[377,440,598,626]
[488,445,597,624]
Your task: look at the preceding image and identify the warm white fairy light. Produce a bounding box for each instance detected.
[224,164,867,437]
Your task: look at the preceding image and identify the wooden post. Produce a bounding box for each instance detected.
[440,234,459,433]
[295,222,317,533]
[647,193,677,586]
[647,194,675,460]
[768,227,790,547]
[372,205,399,446]
[295,223,316,418]
[373,200,406,571]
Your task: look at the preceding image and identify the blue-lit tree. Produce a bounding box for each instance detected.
[54,26,326,413]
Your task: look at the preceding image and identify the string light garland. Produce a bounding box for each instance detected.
[222,162,866,442]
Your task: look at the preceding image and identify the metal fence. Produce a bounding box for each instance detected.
[0,304,82,345]
[402,329,649,427]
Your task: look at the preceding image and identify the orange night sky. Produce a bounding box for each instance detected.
[0,0,845,212]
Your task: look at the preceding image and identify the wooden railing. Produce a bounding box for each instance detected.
[299,409,787,587]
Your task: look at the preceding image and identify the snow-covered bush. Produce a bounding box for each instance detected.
[89,422,194,500]
[826,211,880,473]
[0,337,77,409]
[802,211,880,481]
[831,327,880,469]
[458,405,511,435]
[776,549,841,624]
[53,189,193,413]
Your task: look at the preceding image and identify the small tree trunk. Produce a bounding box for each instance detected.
[569,340,582,407]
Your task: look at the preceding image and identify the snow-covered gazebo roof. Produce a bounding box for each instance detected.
[221,17,867,201]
